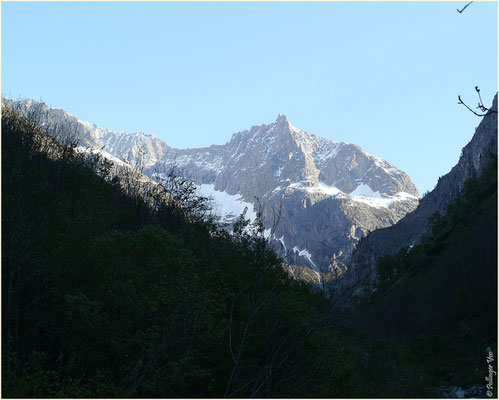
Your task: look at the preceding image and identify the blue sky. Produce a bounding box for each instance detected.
[2,1,497,194]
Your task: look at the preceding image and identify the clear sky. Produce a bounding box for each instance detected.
[2,1,497,194]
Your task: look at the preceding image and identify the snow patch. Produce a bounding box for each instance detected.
[278,235,287,253]
[350,191,419,209]
[349,183,382,198]
[76,146,127,166]
[197,184,257,223]
[314,182,343,196]
[288,181,342,197]
[292,245,321,280]
[274,165,284,177]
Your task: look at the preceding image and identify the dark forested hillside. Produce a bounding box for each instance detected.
[2,103,497,398]
[1,105,360,397]
[333,95,497,307]
[343,156,497,397]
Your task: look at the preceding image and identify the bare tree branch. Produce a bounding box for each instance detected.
[457,1,473,14]
[458,87,497,117]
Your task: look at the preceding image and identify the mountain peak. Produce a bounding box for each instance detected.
[275,114,290,125]
[4,96,422,276]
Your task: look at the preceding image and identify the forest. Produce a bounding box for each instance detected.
[2,103,497,398]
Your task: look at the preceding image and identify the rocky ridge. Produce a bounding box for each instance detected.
[331,94,498,304]
[2,97,420,280]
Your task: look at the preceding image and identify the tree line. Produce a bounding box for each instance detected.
[2,102,360,397]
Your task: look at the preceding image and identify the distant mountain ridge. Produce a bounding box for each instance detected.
[2,96,420,279]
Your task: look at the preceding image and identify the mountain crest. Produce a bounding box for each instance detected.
[275,113,290,125]
[3,96,421,275]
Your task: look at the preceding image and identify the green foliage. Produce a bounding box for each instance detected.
[6,101,494,398]
[350,155,498,396]
[2,104,359,398]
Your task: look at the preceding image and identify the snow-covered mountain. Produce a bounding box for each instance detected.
[3,97,420,282]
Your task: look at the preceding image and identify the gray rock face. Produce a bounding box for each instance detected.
[3,98,420,279]
[331,94,498,305]
[2,97,172,169]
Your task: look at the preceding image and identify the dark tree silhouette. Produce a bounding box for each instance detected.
[458,86,497,116]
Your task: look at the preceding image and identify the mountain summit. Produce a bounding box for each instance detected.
[275,113,291,126]
[3,97,420,280]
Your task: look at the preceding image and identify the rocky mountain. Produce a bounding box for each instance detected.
[1,97,171,169]
[2,97,420,280]
[331,94,498,305]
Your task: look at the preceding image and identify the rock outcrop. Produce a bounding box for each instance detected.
[331,94,498,305]
[3,97,421,280]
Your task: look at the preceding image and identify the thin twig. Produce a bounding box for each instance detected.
[457,1,473,14]
[458,87,497,117]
